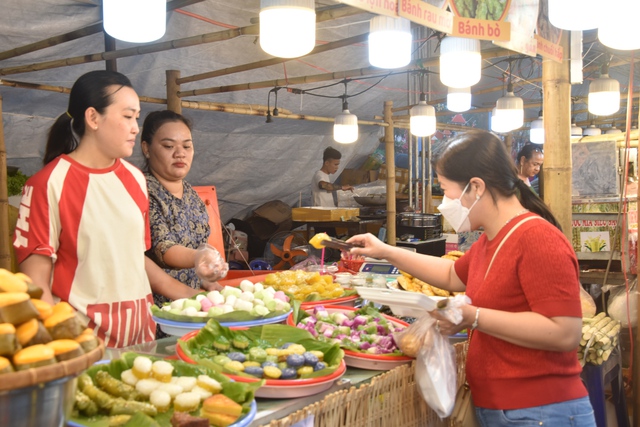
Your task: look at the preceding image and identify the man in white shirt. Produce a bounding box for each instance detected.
[312,147,354,207]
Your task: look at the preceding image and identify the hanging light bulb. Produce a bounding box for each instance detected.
[570,119,583,137]
[440,37,481,88]
[259,0,316,58]
[588,65,620,116]
[583,122,602,136]
[491,108,511,133]
[598,0,640,50]
[447,87,471,112]
[529,111,544,144]
[548,0,599,31]
[495,82,524,131]
[103,0,166,43]
[334,100,358,144]
[369,16,412,69]
[410,94,436,137]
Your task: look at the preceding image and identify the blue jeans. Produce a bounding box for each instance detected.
[476,397,596,427]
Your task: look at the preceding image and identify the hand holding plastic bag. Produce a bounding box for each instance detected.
[194,244,229,290]
[393,294,470,418]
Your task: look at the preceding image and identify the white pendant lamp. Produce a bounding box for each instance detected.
[548,0,600,31]
[410,94,436,137]
[495,83,524,131]
[529,111,544,144]
[440,37,481,89]
[571,120,583,137]
[588,66,620,116]
[447,87,471,112]
[369,16,412,69]
[599,0,640,50]
[491,108,511,133]
[583,123,602,136]
[606,125,622,134]
[334,101,358,144]
[260,0,316,58]
[103,0,166,43]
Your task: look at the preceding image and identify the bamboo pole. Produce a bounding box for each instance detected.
[0,95,10,270]
[0,5,363,77]
[177,33,370,85]
[384,101,396,246]
[0,0,206,62]
[167,70,182,114]
[179,47,514,97]
[541,32,572,240]
[104,34,117,72]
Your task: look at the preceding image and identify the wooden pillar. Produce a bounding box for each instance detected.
[384,101,397,246]
[104,34,117,72]
[634,96,640,427]
[0,95,10,270]
[541,32,572,240]
[166,70,182,113]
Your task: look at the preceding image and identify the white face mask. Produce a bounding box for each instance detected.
[437,182,480,233]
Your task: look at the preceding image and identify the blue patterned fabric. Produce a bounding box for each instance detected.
[145,173,210,308]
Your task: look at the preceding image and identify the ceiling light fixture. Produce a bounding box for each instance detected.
[530,111,544,144]
[369,15,412,69]
[598,0,640,50]
[334,83,358,144]
[570,119,583,137]
[439,36,481,88]
[605,123,622,134]
[548,0,599,31]
[447,86,471,112]
[103,0,166,43]
[259,0,316,58]
[588,64,620,116]
[491,107,510,134]
[583,122,602,136]
[495,70,524,132]
[410,93,436,137]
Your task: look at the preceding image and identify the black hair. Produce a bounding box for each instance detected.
[140,110,193,172]
[323,147,342,163]
[516,144,544,166]
[44,70,134,165]
[433,130,561,230]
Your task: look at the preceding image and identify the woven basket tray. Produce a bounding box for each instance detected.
[0,339,105,392]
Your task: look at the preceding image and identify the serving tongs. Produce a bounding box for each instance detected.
[319,237,362,251]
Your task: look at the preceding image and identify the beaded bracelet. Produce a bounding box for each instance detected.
[471,307,480,330]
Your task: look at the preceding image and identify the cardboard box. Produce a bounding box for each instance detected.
[340,169,375,186]
[292,207,360,222]
[378,165,409,193]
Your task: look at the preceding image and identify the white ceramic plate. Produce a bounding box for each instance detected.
[354,287,446,317]
[154,310,291,336]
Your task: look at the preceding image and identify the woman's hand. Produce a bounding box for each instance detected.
[429,304,475,336]
[200,280,223,292]
[194,244,229,283]
[346,233,391,259]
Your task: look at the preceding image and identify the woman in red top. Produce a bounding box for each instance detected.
[348,130,594,426]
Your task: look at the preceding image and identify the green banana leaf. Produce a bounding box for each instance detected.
[68,352,263,427]
[179,319,344,380]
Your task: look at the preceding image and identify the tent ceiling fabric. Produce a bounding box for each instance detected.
[1,0,638,222]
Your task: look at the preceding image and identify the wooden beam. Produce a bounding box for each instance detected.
[541,31,572,240]
[177,33,370,85]
[0,95,10,270]
[384,100,396,246]
[0,0,206,62]
[167,70,182,114]
[179,47,514,97]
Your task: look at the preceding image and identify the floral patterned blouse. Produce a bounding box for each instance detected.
[145,173,210,308]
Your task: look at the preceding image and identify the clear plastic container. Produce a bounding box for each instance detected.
[334,272,353,288]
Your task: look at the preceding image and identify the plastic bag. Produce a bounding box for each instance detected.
[393,294,470,418]
[606,280,638,328]
[580,286,597,318]
[194,244,229,287]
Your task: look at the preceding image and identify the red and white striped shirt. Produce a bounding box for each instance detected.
[14,155,155,347]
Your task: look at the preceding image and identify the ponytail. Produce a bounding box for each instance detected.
[515,179,562,231]
[44,114,79,165]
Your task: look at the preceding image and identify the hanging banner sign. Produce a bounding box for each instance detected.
[452,17,510,41]
[493,0,539,57]
[535,34,563,63]
[338,0,399,18]
[398,0,454,34]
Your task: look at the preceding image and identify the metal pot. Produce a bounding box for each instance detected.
[354,195,386,206]
[0,375,77,427]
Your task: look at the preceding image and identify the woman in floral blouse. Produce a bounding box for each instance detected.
[141,110,221,311]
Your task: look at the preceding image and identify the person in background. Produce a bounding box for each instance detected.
[141,110,227,315]
[516,144,544,194]
[347,130,594,427]
[12,70,184,348]
[312,146,354,207]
